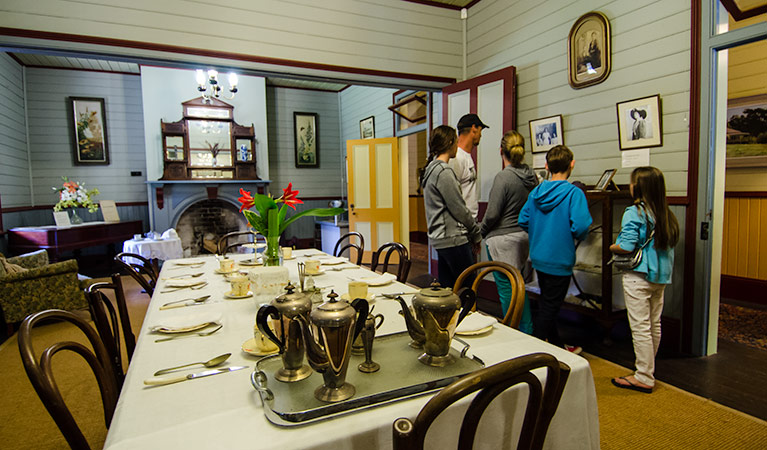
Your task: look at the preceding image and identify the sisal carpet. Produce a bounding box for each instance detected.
[1,277,767,449]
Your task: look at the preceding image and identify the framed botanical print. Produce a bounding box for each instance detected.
[294,112,319,168]
[69,97,110,165]
[568,11,611,89]
[529,115,564,153]
[616,94,663,150]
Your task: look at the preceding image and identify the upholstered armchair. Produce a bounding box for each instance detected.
[0,250,88,326]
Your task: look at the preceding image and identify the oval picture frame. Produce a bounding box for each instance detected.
[567,11,611,89]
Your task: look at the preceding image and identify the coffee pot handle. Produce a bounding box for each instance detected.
[351,298,370,341]
[455,287,476,326]
[256,304,285,353]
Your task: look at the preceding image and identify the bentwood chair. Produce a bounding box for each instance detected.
[392,353,571,450]
[370,242,411,283]
[86,274,135,385]
[217,231,265,255]
[18,309,120,450]
[114,253,158,297]
[454,261,526,328]
[333,232,364,265]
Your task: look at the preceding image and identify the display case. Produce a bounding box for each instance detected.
[160,97,258,180]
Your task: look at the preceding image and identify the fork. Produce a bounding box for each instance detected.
[154,324,223,342]
[160,281,208,293]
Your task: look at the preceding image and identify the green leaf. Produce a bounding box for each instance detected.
[278,204,287,225]
[243,209,267,234]
[267,208,280,238]
[280,208,345,235]
[252,194,277,218]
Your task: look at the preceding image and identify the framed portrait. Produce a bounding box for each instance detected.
[568,11,611,89]
[616,94,663,150]
[593,169,617,192]
[725,94,767,168]
[359,116,375,139]
[529,115,564,153]
[69,97,109,165]
[294,112,319,168]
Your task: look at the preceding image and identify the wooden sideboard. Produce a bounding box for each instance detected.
[8,220,143,261]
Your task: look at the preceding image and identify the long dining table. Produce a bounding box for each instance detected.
[104,249,600,449]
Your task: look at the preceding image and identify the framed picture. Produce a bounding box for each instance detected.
[593,169,617,191]
[69,97,109,165]
[726,94,767,168]
[529,115,564,153]
[616,94,663,150]
[567,11,611,89]
[360,116,375,139]
[294,112,319,168]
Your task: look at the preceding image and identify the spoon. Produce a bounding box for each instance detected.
[162,272,204,280]
[154,324,223,342]
[153,352,232,376]
[159,295,211,310]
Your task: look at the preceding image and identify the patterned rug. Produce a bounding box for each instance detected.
[718,303,767,351]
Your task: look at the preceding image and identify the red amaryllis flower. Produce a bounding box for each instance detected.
[238,188,255,212]
[281,183,304,210]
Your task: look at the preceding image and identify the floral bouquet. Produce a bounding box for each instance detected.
[238,183,344,265]
[52,177,100,213]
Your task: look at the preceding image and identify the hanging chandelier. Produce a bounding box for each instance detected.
[196,69,238,101]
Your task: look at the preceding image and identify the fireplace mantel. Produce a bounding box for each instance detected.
[147,180,270,232]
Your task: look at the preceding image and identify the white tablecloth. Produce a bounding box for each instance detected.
[104,251,599,449]
[122,238,183,261]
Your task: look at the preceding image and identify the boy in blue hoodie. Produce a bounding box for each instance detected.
[519,145,592,349]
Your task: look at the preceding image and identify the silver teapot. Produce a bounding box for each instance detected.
[296,290,368,402]
[394,282,475,367]
[256,282,312,382]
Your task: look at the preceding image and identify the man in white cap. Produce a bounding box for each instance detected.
[449,113,489,221]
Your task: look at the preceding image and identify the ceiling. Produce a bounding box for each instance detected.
[9,52,350,92]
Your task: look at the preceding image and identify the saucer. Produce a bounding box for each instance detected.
[242,337,279,356]
[455,324,494,336]
[214,268,238,274]
[340,292,375,302]
[282,256,296,260]
[238,259,262,266]
[225,291,253,299]
[305,269,325,276]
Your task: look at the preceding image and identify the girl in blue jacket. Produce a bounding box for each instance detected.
[610,166,679,394]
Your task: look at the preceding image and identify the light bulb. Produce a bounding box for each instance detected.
[228,72,238,88]
[195,69,206,86]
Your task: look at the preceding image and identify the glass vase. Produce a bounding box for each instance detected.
[69,209,83,225]
[263,235,282,266]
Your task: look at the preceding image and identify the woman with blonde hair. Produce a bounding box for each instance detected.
[480,130,538,332]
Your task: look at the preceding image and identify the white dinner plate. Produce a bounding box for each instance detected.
[152,322,215,334]
[355,273,396,286]
[320,257,348,265]
[173,259,205,266]
[455,324,494,336]
[238,259,262,266]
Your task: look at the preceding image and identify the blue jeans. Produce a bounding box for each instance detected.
[486,246,533,334]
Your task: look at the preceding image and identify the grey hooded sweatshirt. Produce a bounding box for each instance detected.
[421,159,481,250]
[480,164,538,238]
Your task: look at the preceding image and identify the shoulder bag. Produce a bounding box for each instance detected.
[608,224,654,271]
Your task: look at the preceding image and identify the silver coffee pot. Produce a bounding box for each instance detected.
[296,290,368,402]
[256,282,312,382]
[394,281,475,367]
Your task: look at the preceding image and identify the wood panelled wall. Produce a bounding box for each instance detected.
[25,67,147,204]
[0,53,30,208]
[722,193,767,280]
[339,86,398,144]
[0,0,463,81]
[466,0,692,195]
[266,86,342,198]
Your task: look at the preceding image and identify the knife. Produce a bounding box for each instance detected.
[143,366,248,386]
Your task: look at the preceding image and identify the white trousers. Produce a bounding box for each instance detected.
[622,271,666,386]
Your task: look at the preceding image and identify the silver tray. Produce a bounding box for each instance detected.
[250,331,485,426]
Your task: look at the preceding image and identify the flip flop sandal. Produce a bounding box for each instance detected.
[611,376,653,394]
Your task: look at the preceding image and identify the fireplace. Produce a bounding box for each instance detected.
[147,180,270,256]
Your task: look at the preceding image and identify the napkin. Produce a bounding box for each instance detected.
[173,258,205,266]
[149,312,222,333]
[353,272,396,286]
[164,278,207,287]
[161,228,178,239]
[456,313,497,334]
[320,256,348,265]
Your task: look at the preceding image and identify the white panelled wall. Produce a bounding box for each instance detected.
[467,0,691,195]
[0,53,30,207]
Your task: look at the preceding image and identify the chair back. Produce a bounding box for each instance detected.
[86,274,135,384]
[333,232,364,265]
[454,261,526,328]
[114,252,158,296]
[370,242,411,282]
[217,231,263,255]
[18,309,120,450]
[392,353,571,450]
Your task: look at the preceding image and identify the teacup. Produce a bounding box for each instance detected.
[305,259,321,274]
[133,234,142,241]
[253,323,279,353]
[281,247,292,259]
[230,275,250,297]
[348,281,368,299]
[219,258,235,273]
